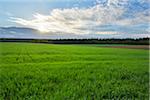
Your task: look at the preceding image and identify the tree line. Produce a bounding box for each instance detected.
[0,38,149,45]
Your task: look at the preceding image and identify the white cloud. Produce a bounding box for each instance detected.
[96,31,119,34]
[10,0,149,35]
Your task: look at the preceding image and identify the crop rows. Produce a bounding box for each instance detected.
[0,43,149,99]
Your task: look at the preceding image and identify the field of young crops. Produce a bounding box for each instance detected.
[0,43,149,99]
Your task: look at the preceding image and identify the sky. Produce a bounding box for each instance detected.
[0,0,150,38]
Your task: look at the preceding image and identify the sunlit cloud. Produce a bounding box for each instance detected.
[10,0,150,35]
[96,32,119,35]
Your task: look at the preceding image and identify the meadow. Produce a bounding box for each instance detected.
[0,43,149,99]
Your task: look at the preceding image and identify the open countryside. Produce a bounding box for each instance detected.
[0,43,149,99]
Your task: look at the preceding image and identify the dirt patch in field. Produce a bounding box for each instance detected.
[103,45,149,50]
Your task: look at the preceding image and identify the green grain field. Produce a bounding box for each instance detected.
[0,43,149,99]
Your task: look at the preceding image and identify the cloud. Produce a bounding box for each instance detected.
[10,0,150,36]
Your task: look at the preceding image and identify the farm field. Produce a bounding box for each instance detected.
[0,42,149,99]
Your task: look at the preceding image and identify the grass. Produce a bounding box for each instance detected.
[0,42,149,99]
